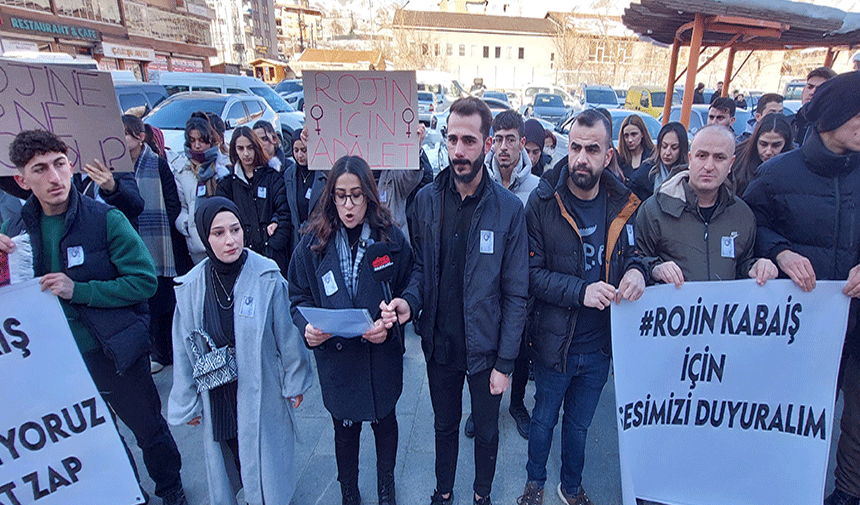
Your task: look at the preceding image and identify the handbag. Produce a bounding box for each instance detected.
[188,328,238,393]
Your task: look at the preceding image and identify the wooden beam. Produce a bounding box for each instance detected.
[824,47,836,67]
[723,46,736,97]
[664,37,681,126]
[674,34,739,85]
[731,50,755,82]
[680,13,705,129]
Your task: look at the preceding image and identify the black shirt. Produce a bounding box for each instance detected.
[433,169,488,370]
[296,163,312,223]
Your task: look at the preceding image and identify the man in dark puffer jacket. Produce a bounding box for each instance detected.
[743,71,860,505]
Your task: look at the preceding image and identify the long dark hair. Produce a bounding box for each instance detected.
[185,111,216,150]
[732,113,793,195]
[617,114,655,167]
[648,121,689,179]
[122,114,163,157]
[228,126,269,169]
[304,156,393,254]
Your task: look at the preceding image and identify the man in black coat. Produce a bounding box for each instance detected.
[384,96,529,505]
[743,71,860,505]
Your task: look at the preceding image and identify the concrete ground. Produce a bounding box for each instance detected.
[124,327,840,504]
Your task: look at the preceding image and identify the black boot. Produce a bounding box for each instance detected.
[378,470,396,505]
[341,481,361,505]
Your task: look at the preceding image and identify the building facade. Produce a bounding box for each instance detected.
[207,0,278,69]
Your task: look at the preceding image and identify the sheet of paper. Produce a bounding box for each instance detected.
[298,306,374,337]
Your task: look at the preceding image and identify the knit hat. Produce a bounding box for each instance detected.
[805,71,860,133]
[523,119,545,148]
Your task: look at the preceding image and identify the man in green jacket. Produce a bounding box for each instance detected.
[635,125,777,286]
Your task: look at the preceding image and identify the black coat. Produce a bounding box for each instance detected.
[288,224,413,422]
[402,167,529,375]
[73,172,144,229]
[282,160,327,250]
[743,129,860,357]
[217,165,292,274]
[527,164,647,372]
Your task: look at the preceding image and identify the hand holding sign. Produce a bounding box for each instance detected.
[82,159,116,193]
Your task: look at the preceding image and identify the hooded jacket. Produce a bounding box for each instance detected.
[636,170,757,282]
[744,129,860,357]
[485,147,539,206]
[526,163,646,372]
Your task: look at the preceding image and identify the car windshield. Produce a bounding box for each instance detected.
[535,95,563,107]
[418,91,435,102]
[586,89,617,105]
[250,86,291,113]
[146,98,227,129]
[483,91,508,102]
[276,81,302,94]
[651,92,668,108]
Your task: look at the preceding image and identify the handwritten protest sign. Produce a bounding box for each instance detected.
[0,61,131,176]
[302,70,419,170]
[611,279,849,505]
[0,280,143,504]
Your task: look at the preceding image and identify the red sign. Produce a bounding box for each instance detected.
[372,255,392,271]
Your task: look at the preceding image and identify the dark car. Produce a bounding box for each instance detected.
[525,93,570,126]
[115,82,168,117]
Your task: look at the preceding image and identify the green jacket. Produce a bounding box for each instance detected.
[635,170,757,282]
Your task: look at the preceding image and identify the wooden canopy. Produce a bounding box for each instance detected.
[622,0,860,127]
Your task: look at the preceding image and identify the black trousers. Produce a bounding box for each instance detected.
[510,330,530,409]
[332,409,398,486]
[427,359,501,498]
[149,276,176,365]
[83,351,183,499]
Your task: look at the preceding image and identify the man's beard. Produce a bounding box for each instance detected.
[451,153,484,184]
[570,164,601,191]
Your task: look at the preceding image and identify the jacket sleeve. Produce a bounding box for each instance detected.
[159,158,182,230]
[267,172,292,252]
[175,171,191,238]
[287,237,315,348]
[628,163,653,203]
[634,199,663,283]
[271,276,313,398]
[167,284,202,425]
[70,209,158,307]
[742,174,793,261]
[215,175,233,200]
[100,172,144,223]
[734,206,759,279]
[401,192,426,318]
[622,208,650,283]
[496,202,529,373]
[526,192,587,308]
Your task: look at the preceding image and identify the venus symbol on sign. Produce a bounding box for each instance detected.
[310,104,324,134]
[402,108,415,138]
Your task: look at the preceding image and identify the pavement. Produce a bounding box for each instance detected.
[124,326,842,504]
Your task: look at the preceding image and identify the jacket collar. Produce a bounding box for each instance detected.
[484,147,532,191]
[655,169,734,219]
[535,160,632,209]
[801,128,860,177]
[21,181,80,234]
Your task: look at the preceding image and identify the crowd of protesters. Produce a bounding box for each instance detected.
[0,67,858,505]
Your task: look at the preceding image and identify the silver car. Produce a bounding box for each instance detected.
[418,91,437,125]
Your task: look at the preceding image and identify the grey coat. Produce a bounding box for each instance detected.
[168,251,313,505]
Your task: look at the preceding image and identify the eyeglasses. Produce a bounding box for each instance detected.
[332,191,365,206]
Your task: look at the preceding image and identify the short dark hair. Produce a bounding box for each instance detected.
[448,96,493,138]
[807,66,837,81]
[492,109,523,137]
[756,93,784,115]
[253,120,276,137]
[9,130,68,169]
[710,96,737,117]
[573,108,612,149]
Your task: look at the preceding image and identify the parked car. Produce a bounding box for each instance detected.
[276,78,304,111]
[417,91,438,125]
[552,109,662,159]
[524,93,571,126]
[625,85,682,118]
[784,80,805,101]
[154,72,304,151]
[481,90,510,104]
[659,104,752,139]
[577,84,620,109]
[425,97,515,172]
[522,84,580,111]
[614,87,627,102]
[143,91,281,171]
[114,82,168,117]
[504,90,521,110]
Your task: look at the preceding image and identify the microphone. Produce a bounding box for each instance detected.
[365,241,402,349]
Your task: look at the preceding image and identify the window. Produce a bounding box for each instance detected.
[118,93,148,116]
[193,86,222,93]
[245,100,265,122]
[494,46,501,59]
[227,88,245,94]
[422,44,429,56]
[225,102,248,126]
[471,45,477,57]
[518,47,524,59]
[506,46,511,59]
[447,43,453,56]
[459,44,466,57]
[483,46,489,58]
[434,43,440,56]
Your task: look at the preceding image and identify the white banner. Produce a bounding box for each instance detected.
[302,70,420,170]
[611,279,849,505]
[0,280,143,504]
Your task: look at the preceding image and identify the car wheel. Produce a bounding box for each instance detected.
[282,128,293,155]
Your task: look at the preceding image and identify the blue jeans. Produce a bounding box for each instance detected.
[526,348,610,494]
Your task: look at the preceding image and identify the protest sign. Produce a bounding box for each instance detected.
[611,279,849,505]
[0,280,143,504]
[302,70,420,170]
[0,60,132,176]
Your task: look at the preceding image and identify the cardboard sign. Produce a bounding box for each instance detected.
[0,61,132,176]
[302,70,419,170]
[0,280,143,504]
[611,279,849,505]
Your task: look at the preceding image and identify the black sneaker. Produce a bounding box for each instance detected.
[825,489,860,505]
[430,489,453,505]
[474,493,492,505]
[509,404,531,440]
[464,414,475,438]
[516,481,544,505]
[161,487,188,505]
[342,482,361,505]
[378,471,396,505]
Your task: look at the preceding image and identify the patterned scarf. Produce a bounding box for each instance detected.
[135,144,176,277]
[335,222,371,300]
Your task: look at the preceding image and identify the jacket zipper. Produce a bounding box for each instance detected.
[463,187,490,376]
[834,176,841,272]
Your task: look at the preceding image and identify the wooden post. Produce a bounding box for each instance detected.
[723,47,736,97]
[663,37,681,126]
[680,13,705,129]
[824,47,836,68]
